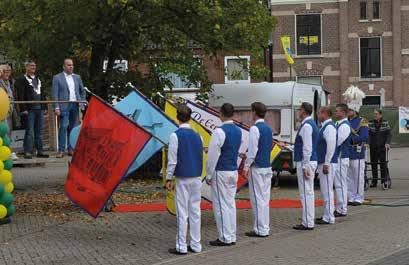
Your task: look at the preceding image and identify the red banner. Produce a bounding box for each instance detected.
[65,95,151,217]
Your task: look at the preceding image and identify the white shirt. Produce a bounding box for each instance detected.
[206,120,242,180]
[299,116,314,168]
[64,72,76,101]
[337,118,351,147]
[320,119,337,166]
[166,123,193,180]
[244,119,264,171]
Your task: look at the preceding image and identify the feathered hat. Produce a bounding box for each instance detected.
[342,85,366,113]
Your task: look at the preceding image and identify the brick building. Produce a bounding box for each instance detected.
[269,0,409,107]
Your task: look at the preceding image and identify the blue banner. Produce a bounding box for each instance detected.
[115,89,178,174]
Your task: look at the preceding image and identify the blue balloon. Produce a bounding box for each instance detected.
[69,125,81,150]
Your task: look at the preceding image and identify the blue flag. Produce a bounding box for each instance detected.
[69,89,178,175]
[115,89,178,174]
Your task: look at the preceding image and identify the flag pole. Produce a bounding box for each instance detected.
[83,87,168,146]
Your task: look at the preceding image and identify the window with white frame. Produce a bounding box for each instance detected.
[360,37,381,79]
[297,76,322,85]
[164,73,198,89]
[296,14,321,56]
[224,56,250,83]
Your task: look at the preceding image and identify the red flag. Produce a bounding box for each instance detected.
[65,95,151,217]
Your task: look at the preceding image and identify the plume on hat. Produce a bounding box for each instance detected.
[343,85,366,112]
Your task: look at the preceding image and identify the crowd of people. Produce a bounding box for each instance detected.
[165,100,391,255]
[0,58,85,159]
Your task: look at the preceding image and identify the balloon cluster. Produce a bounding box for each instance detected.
[0,89,15,220]
[0,122,15,219]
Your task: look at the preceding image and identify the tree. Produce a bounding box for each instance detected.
[0,0,275,101]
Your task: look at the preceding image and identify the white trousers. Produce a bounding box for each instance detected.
[334,158,349,215]
[296,162,317,228]
[348,159,365,203]
[318,164,335,224]
[211,170,238,244]
[175,177,202,253]
[248,167,273,236]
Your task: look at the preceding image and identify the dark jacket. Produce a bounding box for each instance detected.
[14,75,47,112]
[368,118,391,147]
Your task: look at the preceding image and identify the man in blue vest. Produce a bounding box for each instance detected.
[316,106,337,225]
[166,105,203,255]
[347,105,369,206]
[206,103,242,246]
[243,102,273,237]
[334,103,351,217]
[293,102,318,230]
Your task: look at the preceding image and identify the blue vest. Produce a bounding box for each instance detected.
[317,121,338,164]
[254,122,273,168]
[215,123,242,171]
[294,119,318,162]
[348,117,369,160]
[174,128,203,178]
[337,120,351,159]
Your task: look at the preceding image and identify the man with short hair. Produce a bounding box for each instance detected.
[52,58,85,158]
[243,102,273,237]
[206,103,242,246]
[293,102,318,231]
[15,60,49,159]
[347,106,369,206]
[316,107,337,225]
[334,103,351,217]
[166,104,203,255]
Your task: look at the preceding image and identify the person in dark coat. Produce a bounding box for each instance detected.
[368,109,391,188]
[14,60,49,159]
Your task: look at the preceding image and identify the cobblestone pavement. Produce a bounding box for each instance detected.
[0,148,408,265]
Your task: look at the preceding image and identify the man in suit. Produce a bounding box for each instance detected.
[15,60,49,159]
[52,58,85,158]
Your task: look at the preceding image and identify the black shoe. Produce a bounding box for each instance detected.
[209,239,233,246]
[315,218,331,225]
[245,231,269,238]
[37,153,49,158]
[350,202,362,206]
[0,217,11,225]
[168,248,187,255]
[370,183,377,188]
[187,246,199,253]
[347,201,354,206]
[292,224,313,231]
[23,153,33,159]
[334,211,347,218]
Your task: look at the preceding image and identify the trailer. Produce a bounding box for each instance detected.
[208,81,329,177]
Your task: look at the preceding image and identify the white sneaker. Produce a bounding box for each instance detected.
[10,152,19,160]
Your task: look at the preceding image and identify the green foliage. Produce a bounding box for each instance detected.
[0,0,275,101]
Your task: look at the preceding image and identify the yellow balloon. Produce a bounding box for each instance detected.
[0,204,6,219]
[0,170,11,185]
[0,89,10,121]
[4,182,13,193]
[0,146,11,161]
[0,160,3,172]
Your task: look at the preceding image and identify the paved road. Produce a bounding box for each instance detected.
[1,148,408,265]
